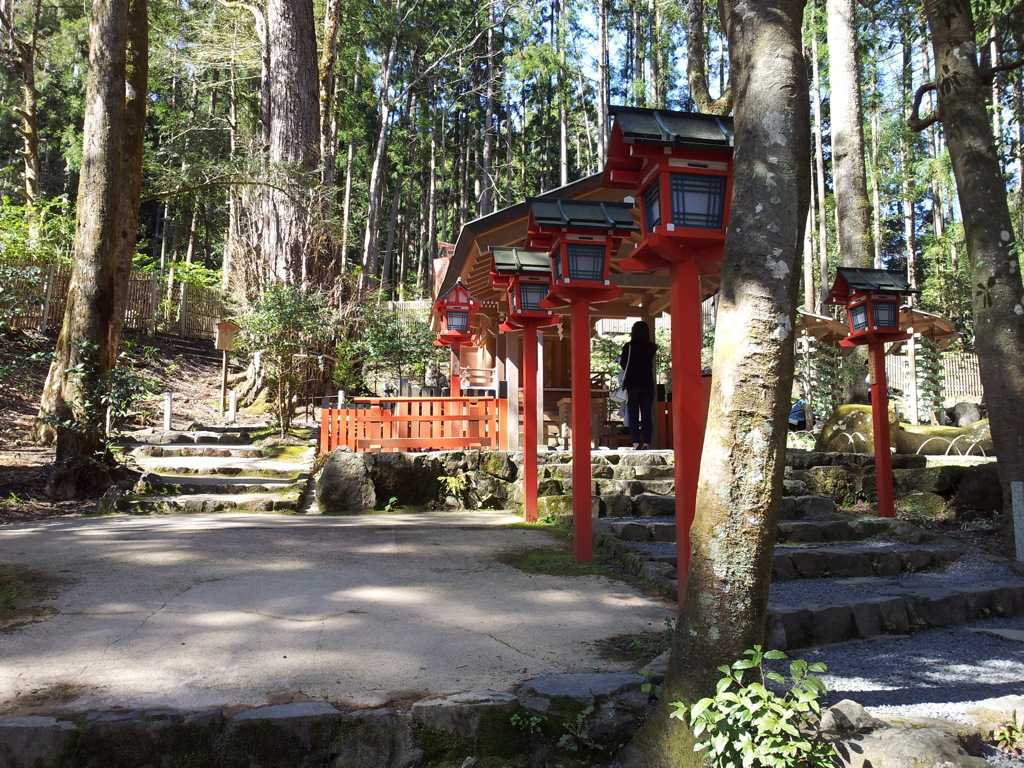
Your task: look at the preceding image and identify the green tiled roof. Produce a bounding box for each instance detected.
[834,267,915,294]
[491,247,551,275]
[610,105,734,149]
[528,199,638,231]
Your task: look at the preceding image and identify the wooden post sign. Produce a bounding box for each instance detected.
[215,321,241,413]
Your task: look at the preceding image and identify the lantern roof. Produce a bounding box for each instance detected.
[527,198,638,233]
[608,105,735,150]
[432,277,479,311]
[490,247,551,276]
[826,268,918,304]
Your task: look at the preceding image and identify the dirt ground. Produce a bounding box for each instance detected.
[0,326,226,523]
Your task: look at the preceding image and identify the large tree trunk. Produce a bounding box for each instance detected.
[261,0,320,287]
[918,0,1024,524]
[809,2,830,306]
[106,0,147,371]
[36,0,138,498]
[686,0,731,114]
[826,0,873,268]
[621,0,810,763]
[0,0,43,233]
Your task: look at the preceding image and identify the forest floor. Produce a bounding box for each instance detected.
[0,326,228,524]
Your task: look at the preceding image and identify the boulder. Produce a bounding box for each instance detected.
[0,717,76,768]
[330,708,422,768]
[955,462,1003,517]
[948,401,984,427]
[831,723,988,767]
[411,690,519,740]
[518,673,649,747]
[895,420,993,457]
[316,450,376,513]
[818,405,897,454]
[367,453,442,507]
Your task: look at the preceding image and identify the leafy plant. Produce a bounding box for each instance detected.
[556,705,603,753]
[384,496,399,512]
[670,646,834,768]
[992,721,1024,757]
[437,473,468,501]
[510,711,543,736]
[237,286,335,435]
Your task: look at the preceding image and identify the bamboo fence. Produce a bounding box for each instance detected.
[3,263,223,340]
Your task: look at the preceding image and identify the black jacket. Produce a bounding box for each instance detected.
[620,341,656,391]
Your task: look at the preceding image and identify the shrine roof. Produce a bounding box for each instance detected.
[609,105,735,150]
[831,267,917,296]
[527,198,638,232]
[490,247,551,275]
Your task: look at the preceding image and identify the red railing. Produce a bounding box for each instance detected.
[320,396,508,454]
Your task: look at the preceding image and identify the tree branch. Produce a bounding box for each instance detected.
[907,82,939,131]
[981,58,1024,84]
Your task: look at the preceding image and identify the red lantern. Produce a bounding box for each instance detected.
[489,247,558,330]
[604,105,735,269]
[524,198,636,306]
[825,267,918,520]
[432,278,480,347]
[825,268,917,346]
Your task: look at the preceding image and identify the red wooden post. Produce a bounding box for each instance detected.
[522,325,540,522]
[870,344,896,518]
[571,299,593,561]
[450,344,461,395]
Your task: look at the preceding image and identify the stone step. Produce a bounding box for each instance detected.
[595,478,675,496]
[133,455,310,479]
[127,491,302,514]
[766,582,1024,650]
[130,444,264,459]
[120,429,256,445]
[137,472,301,496]
[776,518,892,543]
[773,545,964,581]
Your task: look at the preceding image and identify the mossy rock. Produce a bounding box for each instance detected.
[893,466,965,496]
[537,495,573,519]
[479,451,518,481]
[898,491,953,520]
[817,404,898,454]
[895,419,993,457]
[802,466,861,507]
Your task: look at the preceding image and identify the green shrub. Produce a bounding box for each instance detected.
[670,645,834,768]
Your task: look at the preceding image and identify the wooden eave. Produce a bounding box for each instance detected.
[438,173,718,328]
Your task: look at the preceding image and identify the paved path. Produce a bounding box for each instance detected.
[0,512,671,714]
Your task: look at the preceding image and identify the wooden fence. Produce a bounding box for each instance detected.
[320,396,508,454]
[885,350,983,407]
[4,263,223,340]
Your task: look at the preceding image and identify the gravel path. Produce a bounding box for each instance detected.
[787,618,1024,767]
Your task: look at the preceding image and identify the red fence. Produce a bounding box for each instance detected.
[320,397,508,454]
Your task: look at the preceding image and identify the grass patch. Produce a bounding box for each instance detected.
[0,565,69,631]
[503,517,572,537]
[0,573,24,611]
[595,623,674,663]
[496,546,616,577]
[261,444,312,462]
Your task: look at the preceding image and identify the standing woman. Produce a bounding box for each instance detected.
[620,320,657,449]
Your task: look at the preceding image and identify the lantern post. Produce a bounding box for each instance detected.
[602,105,735,594]
[431,279,481,395]
[826,268,917,518]
[491,247,559,523]
[527,198,636,561]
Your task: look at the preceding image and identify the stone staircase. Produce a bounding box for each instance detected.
[115,425,316,514]
[536,448,1024,651]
